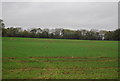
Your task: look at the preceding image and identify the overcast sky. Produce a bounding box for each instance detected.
[2,2,118,30]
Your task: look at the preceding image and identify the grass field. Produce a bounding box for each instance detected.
[2,37,118,79]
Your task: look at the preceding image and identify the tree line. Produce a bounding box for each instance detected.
[1,19,120,40]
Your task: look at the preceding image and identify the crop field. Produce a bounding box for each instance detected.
[2,37,118,79]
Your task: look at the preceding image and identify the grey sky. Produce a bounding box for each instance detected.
[0,2,2,19]
[2,2,118,30]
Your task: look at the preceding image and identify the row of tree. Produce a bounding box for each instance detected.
[2,27,120,40]
[0,19,120,40]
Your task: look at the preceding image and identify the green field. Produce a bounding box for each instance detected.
[2,37,118,79]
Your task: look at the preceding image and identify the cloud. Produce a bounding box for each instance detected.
[0,2,2,19]
[2,2,118,30]
[2,0,119,2]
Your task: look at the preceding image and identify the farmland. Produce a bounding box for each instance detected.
[2,37,118,79]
